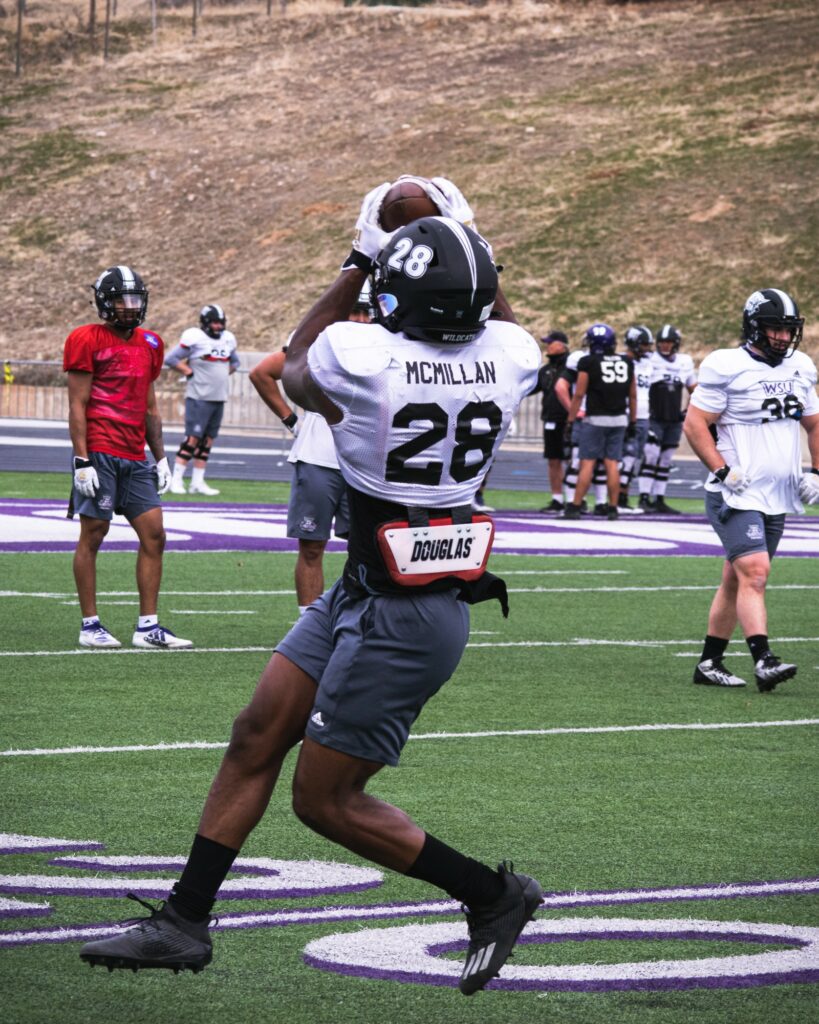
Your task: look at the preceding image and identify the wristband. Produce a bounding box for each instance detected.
[341,247,374,273]
[713,465,730,483]
[282,413,298,430]
[73,456,92,471]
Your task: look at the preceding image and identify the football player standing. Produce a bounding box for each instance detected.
[637,323,697,513]
[80,182,544,994]
[165,304,241,496]
[63,266,192,650]
[617,325,654,511]
[684,288,819,690]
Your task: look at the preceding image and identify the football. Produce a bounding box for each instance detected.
[379,179,441,231]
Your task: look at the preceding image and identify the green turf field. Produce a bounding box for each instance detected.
[1,474,817,1024]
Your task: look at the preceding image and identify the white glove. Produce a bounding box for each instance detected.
[424,176,476,227]
[798,471,819,505]
[73,457,99,498]
[155,456,172,495]
[718,465,752,495]
[352,181,394,261]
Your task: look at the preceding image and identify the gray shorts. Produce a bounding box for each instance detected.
[578,421,626,461]
[185,398,224,440]
[647,419,683,451]
[287,462,350,541]
[705,490,785,562]
[277,578,469,766]
[72,452,161,522]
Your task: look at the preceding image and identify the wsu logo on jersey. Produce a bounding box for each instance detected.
[760,379,795,396]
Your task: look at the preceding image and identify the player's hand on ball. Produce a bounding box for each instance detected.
[353,182,394,261]
[798,471,819,505]
[73,456,99,498]
[426,177,475,228]
[155,456,172,496]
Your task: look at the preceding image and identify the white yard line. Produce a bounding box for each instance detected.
[2,719,817,758]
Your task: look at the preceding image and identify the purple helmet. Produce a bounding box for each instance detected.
[584,322,616,355]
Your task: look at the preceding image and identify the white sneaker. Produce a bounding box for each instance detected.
[169,481,187,494]
[188,482,220,496]
[132,625,193,650]
[79,622,121,649]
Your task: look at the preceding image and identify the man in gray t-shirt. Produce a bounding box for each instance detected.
[165,304,240,495]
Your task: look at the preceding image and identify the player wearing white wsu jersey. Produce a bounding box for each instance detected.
[79,189,544,998]
[684,288,819,693]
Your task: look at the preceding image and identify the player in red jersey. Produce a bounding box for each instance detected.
[63,265,192,650]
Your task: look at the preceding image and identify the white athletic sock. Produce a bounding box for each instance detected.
[82,616,99,628]
[173,461,186,482]
[192,467,206,488]
[138,614,158,630]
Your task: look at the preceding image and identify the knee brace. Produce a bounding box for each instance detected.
[194,440,212,462]
[176,440,197,463]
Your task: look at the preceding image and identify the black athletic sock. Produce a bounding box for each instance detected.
[747,634,770,662]
[168,833,239,922]
[701,635,729,663]
[405,833,505,908]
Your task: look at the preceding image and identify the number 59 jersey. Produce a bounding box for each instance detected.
[307,319,541,508]
[690,346,819,513]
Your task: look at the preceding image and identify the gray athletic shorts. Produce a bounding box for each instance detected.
[277,578,469,766]
[647,419,683,451]
[705,490,786,562]
[287,462,350,541]
[185,398,224,440]
[578,421,626,461]
[72,452,160,522]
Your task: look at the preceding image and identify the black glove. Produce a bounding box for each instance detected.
[626,422,637,441]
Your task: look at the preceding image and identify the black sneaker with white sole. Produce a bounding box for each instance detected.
[693,658,747,688]
[754,652,797,693]
[459,863,543,995]
[80,895,212,974]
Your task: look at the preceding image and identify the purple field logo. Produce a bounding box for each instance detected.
[1,834,818,992]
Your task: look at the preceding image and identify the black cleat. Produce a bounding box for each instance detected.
[563,503,582,520]
[593,503,609,517]
[618,493,630,509]
[459,863,543,996]
[754,652,797,693]
[693,658,746,688]
[638,494,654,511]
[79,894,212,974]
[539,499,564,514]
[653,498,681,515]
[606,505,619,520]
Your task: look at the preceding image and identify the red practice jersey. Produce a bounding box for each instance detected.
[63,323,165,460]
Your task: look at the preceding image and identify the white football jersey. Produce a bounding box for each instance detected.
[649,350,697,389]
[690,347,819,514]
[167,327,240,402]
[288,410,339,470]
[307,319,540,508]
[632,355,653,419]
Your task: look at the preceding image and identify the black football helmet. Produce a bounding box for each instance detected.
[585,322,617,355]
[371,217,498,345]
[624,325,654,358]
[656,324,681,358]
[200,303,226,338]
[742,288,803,364]
[93,265,148,329]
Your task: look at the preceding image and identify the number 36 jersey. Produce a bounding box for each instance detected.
[307,319,540,509]
[690,346,819,514]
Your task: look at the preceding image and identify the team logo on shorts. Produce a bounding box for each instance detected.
[97,494,114,511]
[300,516,317,533]
[746,524,764,541]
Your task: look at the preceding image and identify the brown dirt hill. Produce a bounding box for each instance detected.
[1,0,817,364]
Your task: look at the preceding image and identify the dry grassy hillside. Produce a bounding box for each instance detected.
[1,0,817,364]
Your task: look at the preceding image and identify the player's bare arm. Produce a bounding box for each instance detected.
[803,411,819,468]
[628,373,638,425]
[67,370,92,458]
[682,404,723,472]
[282,270,366,424]
[145,383,166,462]
[249,351,296,421]
[567,371,589,423]
[553,375,572,413]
